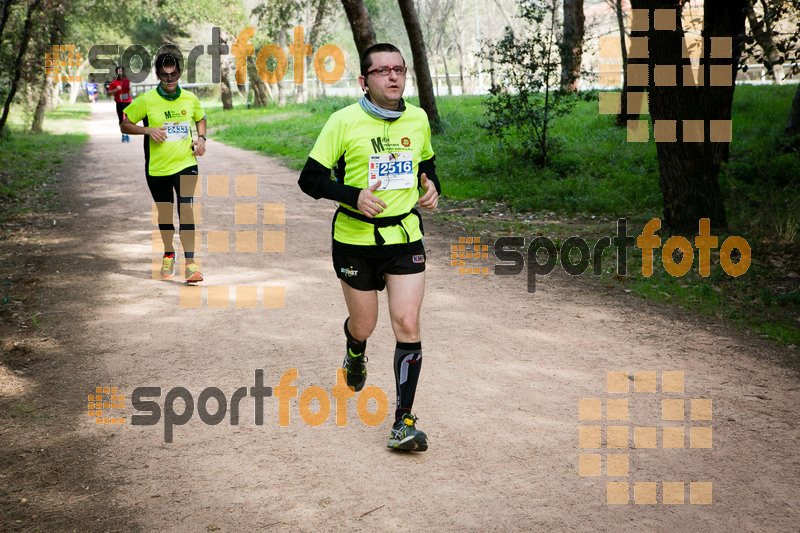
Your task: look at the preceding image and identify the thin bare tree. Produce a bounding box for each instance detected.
[398,0,440,125]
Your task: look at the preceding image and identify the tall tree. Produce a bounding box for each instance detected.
[0,0,15,45]
[253,0,304,107]
[218,32,234,110]
[631,0,748,231]
[560,0,585,90]
[31,0,67,132]
[341,0,376,58]
[247,55,271,107]
[398,0,440,126]
[744,0,784,83]
[207,2,249,111]
[604,0,637,125]
[737,0,800,140]
[0,0,42,136]
[304,0,330,101]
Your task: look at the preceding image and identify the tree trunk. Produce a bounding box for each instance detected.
[68,60,90,104]
[247,56,270,108]
[275,28,286,107]
[219,61,233,110]
[0,0,43,136]
[306,0,328,102]
[0,0,15,44]
[745,0,783,84]
[613,0,633,125]
[631,0,747,232]
[340,0,376,58]
[219,35,233,110]
[31,2,63,133]
[457,41,466,95]
[398,0,441,126]
[442,45,453,96]
[785,83,800,139]
[31,79,50,132]
[560,0,585,91]
[492,0,516,34]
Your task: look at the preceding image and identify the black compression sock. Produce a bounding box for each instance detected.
[394,341,422,421]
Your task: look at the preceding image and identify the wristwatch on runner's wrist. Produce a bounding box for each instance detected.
[198,135,207,140]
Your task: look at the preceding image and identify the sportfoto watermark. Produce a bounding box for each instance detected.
[88,26,344,85]
[488,218,750,292]
[128,369,388,443]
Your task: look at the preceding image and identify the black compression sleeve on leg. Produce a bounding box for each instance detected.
[344,317,367,355]
[394,341,422,422]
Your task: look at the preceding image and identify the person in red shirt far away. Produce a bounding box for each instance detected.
[108,66,133,142]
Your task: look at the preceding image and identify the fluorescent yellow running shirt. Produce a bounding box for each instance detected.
[309,102,434,247]
[124,88,205,176]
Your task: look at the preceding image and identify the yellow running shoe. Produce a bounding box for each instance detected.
[387,413,428,451]
[160,254,175,279]
[184,262,203,284]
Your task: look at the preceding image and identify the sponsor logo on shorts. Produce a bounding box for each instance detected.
[340,266,358,277]
[412,254,424,263]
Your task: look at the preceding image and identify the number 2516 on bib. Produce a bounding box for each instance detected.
[368,152,414,191]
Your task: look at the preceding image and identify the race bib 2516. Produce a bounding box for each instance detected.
[368,152,414,191]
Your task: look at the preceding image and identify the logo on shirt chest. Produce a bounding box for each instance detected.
[370,136,409,153]
[164,110,187,119]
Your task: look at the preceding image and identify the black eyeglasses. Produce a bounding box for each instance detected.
[366,65,407,77]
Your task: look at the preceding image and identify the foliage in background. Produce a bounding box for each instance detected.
[480,0,578,165]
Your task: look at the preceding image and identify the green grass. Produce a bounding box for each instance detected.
[207,94,664,217]
[721,84,800,241]
[204,97,353,169]
[0,104,89,221]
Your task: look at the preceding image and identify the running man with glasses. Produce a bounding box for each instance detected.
[121,50,207,283]
[299,43,441,451]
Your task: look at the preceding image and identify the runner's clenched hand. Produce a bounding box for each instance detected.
[417,173,438,210]
[148,126,168,143]
[357,180,387,218]
[191,137,206,156]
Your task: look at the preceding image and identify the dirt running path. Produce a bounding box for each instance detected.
[7,101,800,531]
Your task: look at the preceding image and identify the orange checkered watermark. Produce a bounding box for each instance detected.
[150,174,286,309]
[578,371,713,505]
[88,386,125,425]
[451,237,489,275]
[597,8,734,144]
[46,45,82,83]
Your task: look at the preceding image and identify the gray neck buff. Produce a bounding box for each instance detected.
[359,95,406,121]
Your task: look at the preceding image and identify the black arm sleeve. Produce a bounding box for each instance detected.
[417,156,441,194]
[298,157,361,208]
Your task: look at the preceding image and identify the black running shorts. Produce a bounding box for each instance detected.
[333,245,426,291]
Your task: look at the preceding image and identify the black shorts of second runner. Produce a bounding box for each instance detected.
[146,165,198,232]
[116,101,130,124]
[333,244,426,291]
